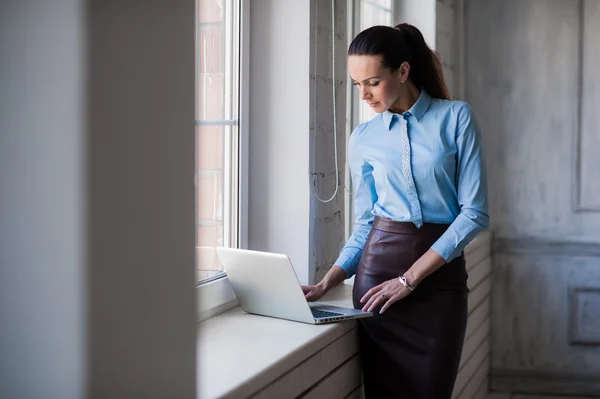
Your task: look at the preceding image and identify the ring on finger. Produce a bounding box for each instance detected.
[380,294,388,301]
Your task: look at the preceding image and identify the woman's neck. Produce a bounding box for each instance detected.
[388,82,421,114]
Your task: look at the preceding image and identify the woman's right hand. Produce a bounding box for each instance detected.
[301,283,328,302]
[301,265,348,302]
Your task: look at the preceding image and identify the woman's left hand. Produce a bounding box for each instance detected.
[360,277,412,314]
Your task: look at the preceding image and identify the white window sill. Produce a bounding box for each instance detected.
[196,278,357,399]
[196,230,492,399]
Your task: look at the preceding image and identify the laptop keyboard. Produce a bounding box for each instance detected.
[311,309,343,319]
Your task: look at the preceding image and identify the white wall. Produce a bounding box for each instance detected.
[248,0,312,283]
[464,0,600,394]
[0,1,86,397]
[394,0,437,49]
[0,1,197,397]
[435,0,462,98]
[86,1,196,397]
[248,0,349,285]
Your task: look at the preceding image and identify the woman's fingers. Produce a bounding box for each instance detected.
[361,287,384,312]
[360,285,383,311]
[360,291,373,311]
[379,294,399,314]
[302,285,324,301]
[301,285,313,299]
[360,284,382,304]
[361,278,409,313]
[364,292,387,312]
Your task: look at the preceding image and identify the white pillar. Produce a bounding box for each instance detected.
[0,1,197,397]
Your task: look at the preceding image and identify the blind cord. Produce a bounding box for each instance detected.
[312,0,339,203]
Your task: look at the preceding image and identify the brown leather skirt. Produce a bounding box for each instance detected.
[353,216,469,399]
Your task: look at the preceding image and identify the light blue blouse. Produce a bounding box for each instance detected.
[335,90,489,278]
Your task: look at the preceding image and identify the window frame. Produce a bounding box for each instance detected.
[196,0,249,320]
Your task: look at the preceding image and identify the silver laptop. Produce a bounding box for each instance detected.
[215,247,372,324]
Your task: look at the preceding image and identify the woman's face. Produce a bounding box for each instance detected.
[348,55,409,113]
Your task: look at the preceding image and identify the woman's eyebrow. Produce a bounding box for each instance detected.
[351,76,381,83]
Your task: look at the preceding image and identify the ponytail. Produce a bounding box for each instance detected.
[394,23,451,100]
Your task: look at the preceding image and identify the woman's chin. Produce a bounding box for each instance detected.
[369,102,385,112]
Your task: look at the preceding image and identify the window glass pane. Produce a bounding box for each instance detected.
[361,0,392,27]
[197,0,240,283]
[358,0,392,123]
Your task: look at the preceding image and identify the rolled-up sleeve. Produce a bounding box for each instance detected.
[431,104,489,262]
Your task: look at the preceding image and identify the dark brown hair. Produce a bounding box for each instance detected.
[348,23,451,100]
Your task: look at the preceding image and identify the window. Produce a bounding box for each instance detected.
[345,0,393,238]
[196,0,242,284]
[349,0,393,128]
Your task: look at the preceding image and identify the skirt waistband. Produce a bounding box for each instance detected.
[371,216,450,236]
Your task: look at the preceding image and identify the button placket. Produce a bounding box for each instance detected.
[400,115,423,228]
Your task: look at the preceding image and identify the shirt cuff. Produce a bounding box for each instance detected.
[333,250,359,278]
[430,237,459,263]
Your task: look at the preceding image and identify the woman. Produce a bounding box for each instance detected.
[302,23,489,398]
